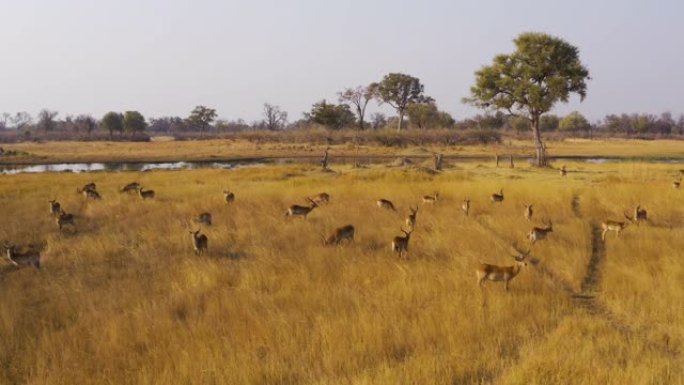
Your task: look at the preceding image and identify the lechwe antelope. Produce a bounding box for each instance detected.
[524,204,533,222]
[422,192,439,204]
[476,246,530,291]
[56,211,75,231]
[462,198,471,216]
[77,182,96,194]
[189,227,208,256]
[286,198,318,218]
[193,212,212,226]
[527,221,553,244]
[120,182,140,194]
[324,225,355,245]
[138,187,155,200]
[490,189,504,203]
[560,165,567,177]
[391,228,413,258]
[2,242,41,269]
[81,188,101,200]
[406,206,418,229]
[310,192,330,205]
[223,190,235,204]
[627,205,648,226]
[48,199,61,216]
[376,199,396,211]
[601,217,630,241]
[673,179,681,189]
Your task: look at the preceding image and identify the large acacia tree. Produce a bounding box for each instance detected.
[374,73,427,131]
[465,32,589,166]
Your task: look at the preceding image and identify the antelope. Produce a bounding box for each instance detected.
[56,211,75,231]
[189,227,208,256]
[324,225,355,245]
[601,218,629,241]
[391,228,413,258]
[120,182,140,193]
[673,180,681,189]
[422,192,439,204]
[2,243,41,269]
[311,192,330,205]
[223,190,235,204]
[560,165,567,177]
[194,212,212,226]
[625,205,648,226]
[527,221,553,244]
[476,246,530,291]
[524,204,533,222]
[77,182,96,194]
[138,187,155,200]
[377,199,396,211]
[462,198,470,216]
[406,206,418,229]
[49,199,61,216]
[490,189,504,203]
[286,198,318,218]
[82,188,101,200]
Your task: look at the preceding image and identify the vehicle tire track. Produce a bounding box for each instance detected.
[580,222,604,295]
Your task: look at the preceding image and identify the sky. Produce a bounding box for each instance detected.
[1,0,683,123]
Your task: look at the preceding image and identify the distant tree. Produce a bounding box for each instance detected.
[508,116,530,133]
[37,109,59,131]
[123,111,147,133]
[11,111,33,130]
[262,103,288,130]
[559,111,590,132]
[438,111,456,129]
[0,113,11,130]
[101,111,124,138]
[464,32,590,166]
[540,114,560,131]
[187,106,217,134]
[338,86,374,129]
[305,100,355,129]
[149,117,187,133]
[406,100,453,129]
[75,115,97,134]
[216,119,251,132]
[369,112,387,130]
[374,73,428,131]
[476,112,507,130]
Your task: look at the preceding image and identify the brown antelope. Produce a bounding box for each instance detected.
[223,190,235,204]
[77,182,96,194]
[560,165,567,177]
[673,180,681,189]
[286,198,318,218]
[377,199,396,211]
[81,188,101,200]
[422,192,439,204]
[601,217,629,241]
[56,211,75,231]
[490,189,504,203]
[476,246,530,291]
[627,205,648,226]
[120,182,140,193]
[462,198,470,216]
[524,204,533,222]
[2,242,41,269]
[527,221,553,244]
[324,225,355,245]
[194,212,212,226]
[406,206,418,229]
[49,199,61,216]
[391,228,413,258]
[311,192,330,205]
[189,227,208,256]
[138,187,155,200]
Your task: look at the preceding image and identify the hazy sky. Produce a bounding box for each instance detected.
[1,0,682,123]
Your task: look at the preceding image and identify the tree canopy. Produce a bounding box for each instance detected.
[187,106,217,134]
[101,112,124,138]
[373,73,427,131]
[305,100,355,129]
[123,111,147,132]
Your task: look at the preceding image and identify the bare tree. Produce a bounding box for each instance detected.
[338,86,374,129]
[37,109,59,131]
[263,103,287,130]
[11,112,32,130]
[369,112,387,130]
[75,115,97,135]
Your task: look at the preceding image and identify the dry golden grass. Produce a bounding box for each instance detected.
[0,160,683,384]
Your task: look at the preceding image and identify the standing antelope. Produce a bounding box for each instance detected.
[223,190,235,204]
[311,192,330,205]
[524,204,533,222]
[120,182,140,193]
[189,227,208,256]
[673,180,681,189]
[560,165,567,177]
[81,188,101,200]
[377,199,396,211]
[422,192,439,204]
[601,218,629,241]
[194,212,212,226]
[49,199,61,216]
[462,198,471,217]
[406,206,418,230]
[324,225,355,245]
[2,243,41,269]
[391,228,413,258]
[77,182,96,194]
[629,205,648,226]
[476,247,530,291]
[286,198,318,218]
[56,211,75,231]
[490,189,504,203]
[527,221,553,244]
[138,187,155,200]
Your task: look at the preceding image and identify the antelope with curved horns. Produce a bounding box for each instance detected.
[376,199,396,211]
[48,199,61,216]
[422,192,439,204]
[490,189,504,203]
[476,245,530,291]
[527,221,553,244]
[286,198,318,218]
[223,190,235,204]
[189,226,208,256]
[462,198,471,217]
[524,204,533,222]
[2,242,42,269]
[406,206,418,230]
[601,217,630,241]
[324,225,355,246]
[391,228,413,258]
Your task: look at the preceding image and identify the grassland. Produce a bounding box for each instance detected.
[1,159,683,384]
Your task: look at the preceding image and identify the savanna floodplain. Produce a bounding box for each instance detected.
[1,159,683,385]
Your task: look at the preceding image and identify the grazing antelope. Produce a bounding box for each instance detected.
[524,204,533,222]
[194,212,212,226]
[311,192,330,205]
[422,192,439,204]
[2,242,41,269]
[462,198,470,217]
[560,165,567,177]
[77,182,97,194]
[406,206,418,229]
[56,211,75,231]
[189,227,208,256]
[490,189,504,203]
[286,198,318,218]
[601,218,629,241]
[527,221,553,244]
[376,199,396,211]
[324,225,355,245]
[48,199,61,216]
[673,180,681,189]
[138,187,155,200]
[120,182,140,193]
[223,190,235,204]
[476,246,530,291]
[82,188,101,200]
[391,228,413,258]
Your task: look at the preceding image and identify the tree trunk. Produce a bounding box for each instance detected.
[397,110,404,131]
[531,116,546,167]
